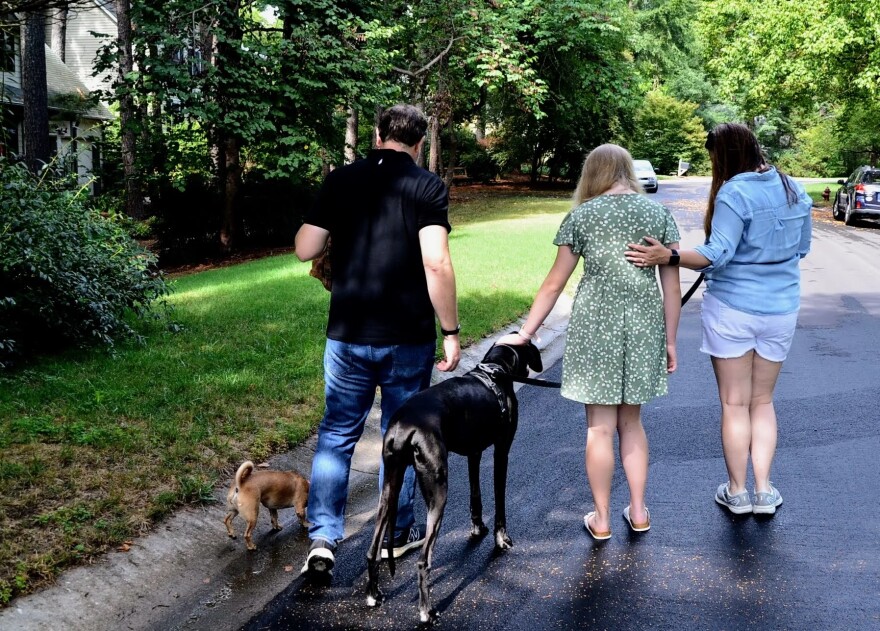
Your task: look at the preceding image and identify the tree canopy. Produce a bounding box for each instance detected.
[12,0,876,259]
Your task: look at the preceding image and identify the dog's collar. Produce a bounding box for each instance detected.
[472,362,510,417]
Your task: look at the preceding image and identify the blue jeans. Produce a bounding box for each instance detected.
[308,339,435,545]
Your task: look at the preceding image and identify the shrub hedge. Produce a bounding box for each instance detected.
[0,159,170,367]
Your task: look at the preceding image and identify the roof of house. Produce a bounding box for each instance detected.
[0,44,113,121]
[93,0,117,21]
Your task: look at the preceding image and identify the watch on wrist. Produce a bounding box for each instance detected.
[440,324,461,336]
[668,248,680,266]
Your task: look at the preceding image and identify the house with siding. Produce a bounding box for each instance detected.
[60,0,117,94]
[0,4,115,190]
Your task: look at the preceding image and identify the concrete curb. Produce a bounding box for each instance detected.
[0,297,571,631]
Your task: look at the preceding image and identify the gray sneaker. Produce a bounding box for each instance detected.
[715,482,753,514]
[752,484,783,515]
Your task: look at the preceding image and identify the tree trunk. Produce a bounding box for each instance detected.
[219,136,241,250]
[214,0,244,251]
[21,11,50,173]
[530,144,541,185]
[427,115,440,174]
[49,6,67,62]
[344,105,358,164]
[443,118,457,188]
[115,0,144,218]
[474,117,485,142]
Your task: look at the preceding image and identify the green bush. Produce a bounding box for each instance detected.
[0,159,170,367]
[448,130,501,184]
[629,90,708,175]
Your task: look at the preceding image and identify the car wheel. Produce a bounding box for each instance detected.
[832,193,843,220]
[844,201,856,226]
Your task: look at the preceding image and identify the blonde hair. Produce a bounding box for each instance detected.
[571,143,643,207]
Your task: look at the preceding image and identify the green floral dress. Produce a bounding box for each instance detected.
[554,193,681,405]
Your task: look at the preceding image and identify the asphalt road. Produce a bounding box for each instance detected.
[244,178,880,630]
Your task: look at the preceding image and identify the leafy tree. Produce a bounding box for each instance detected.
[695,0,880,174]
[631,0,715,104]
[95,0,392,253]
[368,0,548,180]
[629,90,707,175]
[487,0,641,182]
[773,109,846,177]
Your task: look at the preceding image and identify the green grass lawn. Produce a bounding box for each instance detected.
[0,187,572,604]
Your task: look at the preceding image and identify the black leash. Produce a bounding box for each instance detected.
[502,274,705,390]
[681,273,705,307]
[508,374,562,388]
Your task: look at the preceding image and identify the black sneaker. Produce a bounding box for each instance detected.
[381,524,425,559]
[300,538,336,577]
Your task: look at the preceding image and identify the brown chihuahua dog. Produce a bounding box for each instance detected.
[223,460,310,550]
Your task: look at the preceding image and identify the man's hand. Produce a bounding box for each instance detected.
[436,335,460,372]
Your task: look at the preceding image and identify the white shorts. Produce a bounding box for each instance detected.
[700,292,798,362]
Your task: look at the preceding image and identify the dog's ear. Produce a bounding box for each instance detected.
[525,341,543,373]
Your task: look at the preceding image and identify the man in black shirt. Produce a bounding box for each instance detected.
[295,104,460,578]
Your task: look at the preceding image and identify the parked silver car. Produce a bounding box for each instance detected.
[833,166,880,225]
[633,159,658,193]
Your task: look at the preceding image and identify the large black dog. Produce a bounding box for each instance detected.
[365,340,543,622]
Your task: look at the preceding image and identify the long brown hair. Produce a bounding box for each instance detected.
[704,123,797,236]
[572,143,643,207]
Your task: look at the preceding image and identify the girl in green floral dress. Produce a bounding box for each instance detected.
[498,144,681,539]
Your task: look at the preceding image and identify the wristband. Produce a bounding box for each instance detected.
[668,248,680,266]
[517,329,534,340]
[440,324,461,336]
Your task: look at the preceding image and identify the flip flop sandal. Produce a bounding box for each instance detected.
[623,505,651,532]
[584,512,612,540]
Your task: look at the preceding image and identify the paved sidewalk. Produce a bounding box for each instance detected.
[0,297,571,631]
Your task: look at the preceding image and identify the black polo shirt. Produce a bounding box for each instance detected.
[304,149,451,344]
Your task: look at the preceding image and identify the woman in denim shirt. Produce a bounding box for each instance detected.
[626,123,812,517]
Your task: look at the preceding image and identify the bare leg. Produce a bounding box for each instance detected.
[585,404,618,533]
[711,353,754,494]
[617,404,648,524]
[750,354,783,492]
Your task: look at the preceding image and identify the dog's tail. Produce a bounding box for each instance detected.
[234,461,255,492]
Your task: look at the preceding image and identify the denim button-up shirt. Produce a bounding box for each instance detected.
[694,167,812,315]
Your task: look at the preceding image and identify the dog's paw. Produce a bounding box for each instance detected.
[271,524,283,531]
[365,589,383,607]
[470,521,489,538]
[494,530,513,550]
[227,533,237,539]
[419,608,439,623]
[246,542,257,551]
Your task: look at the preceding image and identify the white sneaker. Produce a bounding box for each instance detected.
[301,539,336,576]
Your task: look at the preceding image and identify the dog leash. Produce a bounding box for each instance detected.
[507,374,562,388]
[681,273,705,307]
